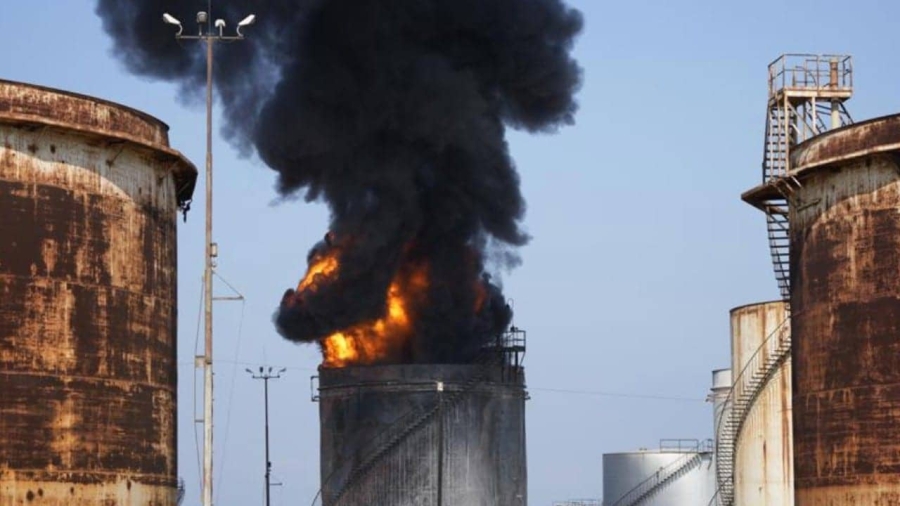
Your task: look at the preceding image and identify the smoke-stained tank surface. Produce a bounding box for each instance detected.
[744,113,900,505]
[317,363,527,506]
[0,80,196,505]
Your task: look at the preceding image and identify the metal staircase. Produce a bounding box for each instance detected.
[759,54,854,301]
[310,328,527,506]
[716,57,854,503]
[610,440,712,506]
[715,317,792,506]
[762,104,793,301]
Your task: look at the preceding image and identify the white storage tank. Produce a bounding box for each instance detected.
[710,368,732,443]
[602,440,715,506]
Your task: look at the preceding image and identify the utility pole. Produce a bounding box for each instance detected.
[247,367,286,506]
[436,381,444,506]
[162,8,256,506]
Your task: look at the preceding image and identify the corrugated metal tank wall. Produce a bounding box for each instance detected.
[730,301,793,506]
[317,364,527,506]
[602,448,715,506]
[789,114,900,505]
[0,80,196,505]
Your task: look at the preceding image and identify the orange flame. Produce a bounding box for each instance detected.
[474,281,487,313]
[297,253,339,292]
[322,265,428,367]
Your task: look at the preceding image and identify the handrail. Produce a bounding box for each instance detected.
[768,54,852,96]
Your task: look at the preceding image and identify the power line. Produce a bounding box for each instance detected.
[529,387,705,402]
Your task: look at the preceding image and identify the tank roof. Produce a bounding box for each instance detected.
[743,113,900,207]
[0,79,197,205]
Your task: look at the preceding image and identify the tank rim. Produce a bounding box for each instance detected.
[0,79,197,204]
[728,300,785,315]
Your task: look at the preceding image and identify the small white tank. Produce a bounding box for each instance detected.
[603,440,716,506]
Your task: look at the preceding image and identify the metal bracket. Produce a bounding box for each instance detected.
[105,140,127,167]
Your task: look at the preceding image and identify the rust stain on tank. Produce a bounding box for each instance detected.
[0,80,196,505]
[730,301,794,506]
[788,114,900,505]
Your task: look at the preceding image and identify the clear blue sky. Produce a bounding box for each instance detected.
[2,1,899,505]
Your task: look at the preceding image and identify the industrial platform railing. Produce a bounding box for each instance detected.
[768,54,852,96]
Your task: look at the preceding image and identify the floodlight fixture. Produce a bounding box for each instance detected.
[162,13,183,35]
[236,14,256,36]
[238,14,256,27]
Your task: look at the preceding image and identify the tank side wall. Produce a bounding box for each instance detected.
[791,154,900,504]
[319,365,526,506]
[0,125,178,504]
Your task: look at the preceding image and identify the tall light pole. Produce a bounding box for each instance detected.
[247,367,286,506]
[162,9,256,506]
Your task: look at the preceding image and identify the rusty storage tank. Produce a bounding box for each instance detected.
[730,301,792,506]
[316,363,528,506]
[744,113,900,505]
[0,80,196,505]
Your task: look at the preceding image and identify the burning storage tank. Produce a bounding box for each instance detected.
[729,301,793,506]
[745,113,900,505]
[0,80,196,504]
[315,332,528,506]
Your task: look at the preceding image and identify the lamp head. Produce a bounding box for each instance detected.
[162,13,183,35]
[236,14,256,36]
[237,14,256,27]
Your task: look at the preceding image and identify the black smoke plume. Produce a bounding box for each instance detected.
[96,0,583,364]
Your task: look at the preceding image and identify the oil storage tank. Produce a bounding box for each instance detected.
[0,80,196,504]
[316,363,527,506]
[729,301,792,506]
[602,440,715,506]
[745,113,900,505]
